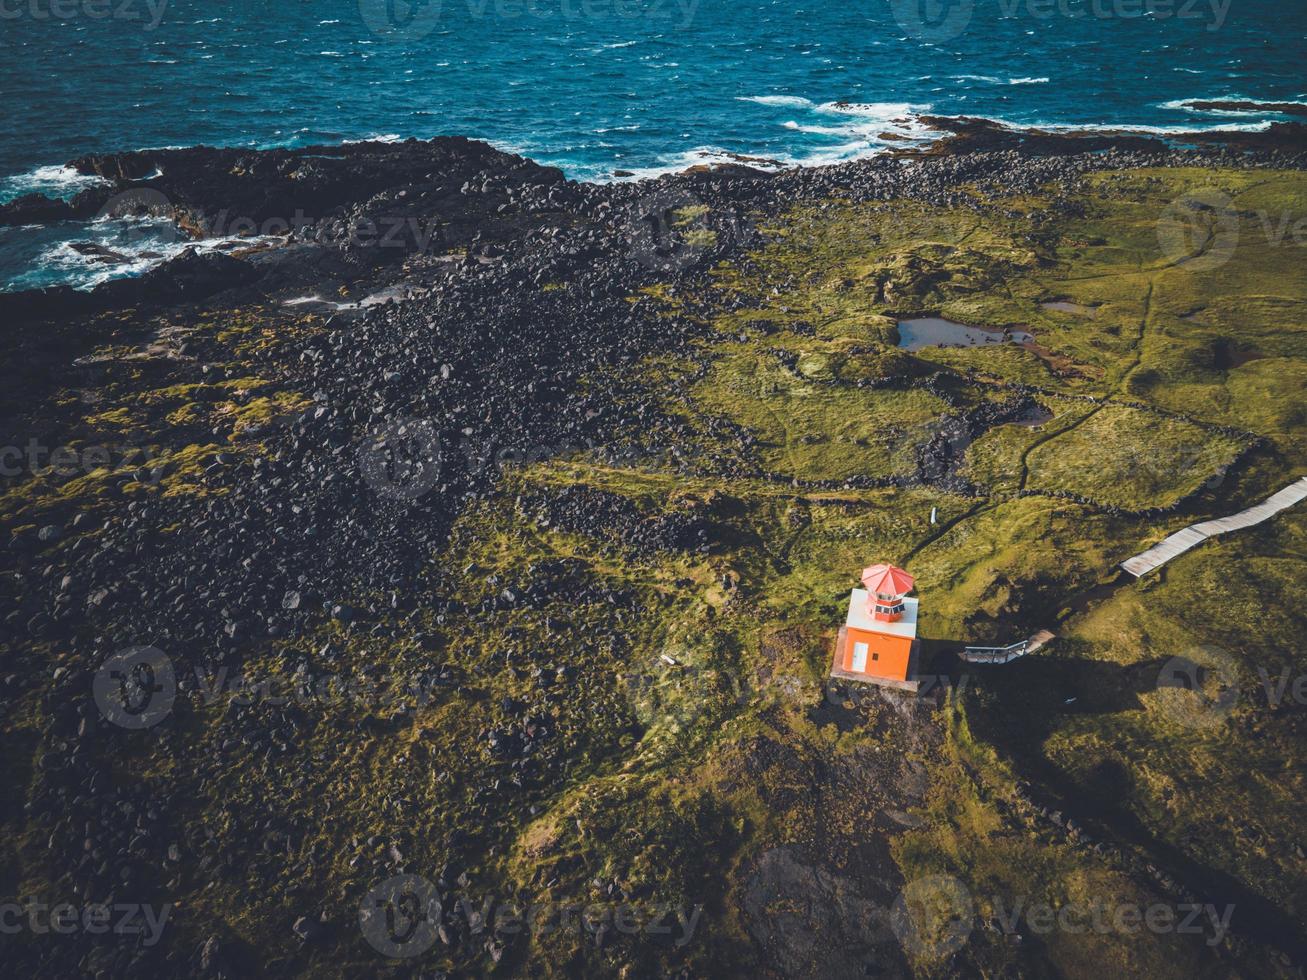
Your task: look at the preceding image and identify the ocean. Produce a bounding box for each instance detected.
[1,0,1303,289]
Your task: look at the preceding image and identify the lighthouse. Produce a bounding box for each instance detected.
[831,562,920,692]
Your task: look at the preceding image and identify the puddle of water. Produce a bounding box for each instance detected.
[897,317,1032,352]
[282,294,354,311]
[1041,300,1098,317]
[359,285,414,307]
[280,284,418,312]
[1012,403,1054,427]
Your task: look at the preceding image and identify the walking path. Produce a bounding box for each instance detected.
[1120,476,1307,577]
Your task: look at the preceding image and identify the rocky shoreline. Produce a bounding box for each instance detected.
[3,114,1306,322]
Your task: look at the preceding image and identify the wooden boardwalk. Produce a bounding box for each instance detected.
[1121,477,1307,578]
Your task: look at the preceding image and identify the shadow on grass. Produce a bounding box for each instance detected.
[965,654,1307,964]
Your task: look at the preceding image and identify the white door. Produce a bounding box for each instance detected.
[851,642,869,672]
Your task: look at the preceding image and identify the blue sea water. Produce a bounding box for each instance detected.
[1,0,1303,288]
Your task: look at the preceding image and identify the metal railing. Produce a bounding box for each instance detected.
[960,639,1030,664]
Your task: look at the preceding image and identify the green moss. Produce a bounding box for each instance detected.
[155,443,225,496]
[1024,405,1245,510]
[166,402,206,426]
[83,406,136,430]
[689,347,950,481]
[219,391,312,434]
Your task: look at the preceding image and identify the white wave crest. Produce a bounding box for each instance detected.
[736,95,815,108]
[0,165,110,205]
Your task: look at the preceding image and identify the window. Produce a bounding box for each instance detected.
[872,652,879,661]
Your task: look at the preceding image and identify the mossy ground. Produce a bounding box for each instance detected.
[2,167,1305,977]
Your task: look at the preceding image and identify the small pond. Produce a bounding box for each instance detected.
[896,316,1033,352]
[1213,339,1265,369]
[1012,403,1054,427]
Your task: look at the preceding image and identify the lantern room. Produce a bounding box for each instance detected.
[861,563,914,622]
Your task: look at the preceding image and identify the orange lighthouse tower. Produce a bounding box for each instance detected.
[831,562,920,692]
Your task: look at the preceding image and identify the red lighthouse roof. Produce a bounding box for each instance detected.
[860,563,914,597]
